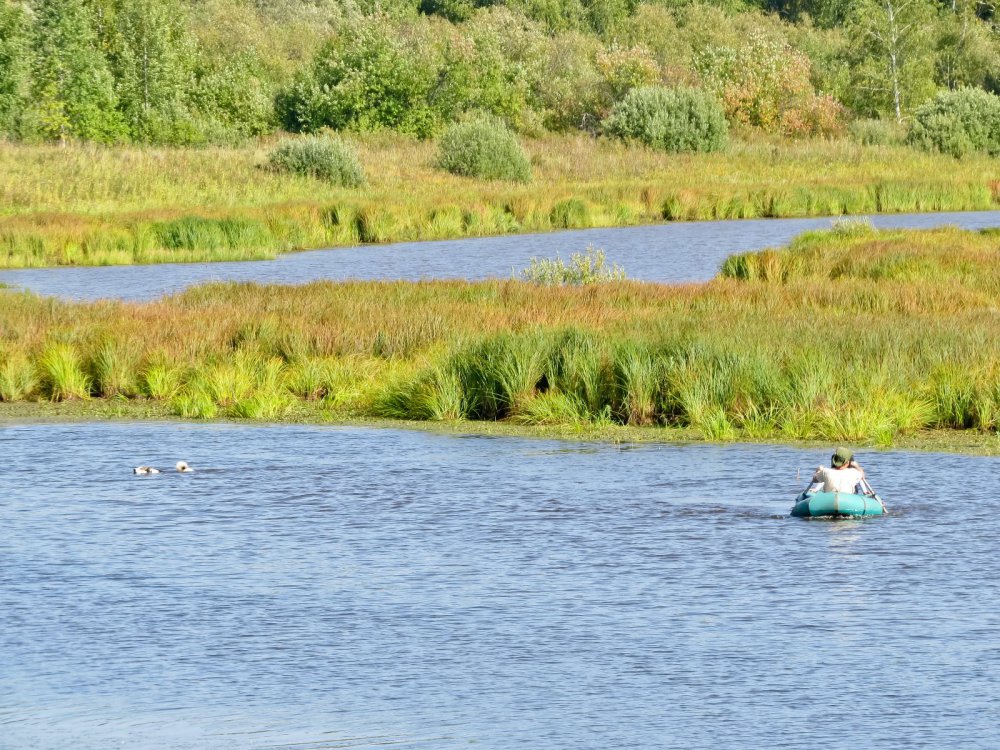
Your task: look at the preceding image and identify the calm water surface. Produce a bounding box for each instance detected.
[2,210,998,300]
[2,422,998,749]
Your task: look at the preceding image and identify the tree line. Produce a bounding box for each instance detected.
[0,0,997,144]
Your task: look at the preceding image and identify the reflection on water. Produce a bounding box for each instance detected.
[2,422,999,749]
[1,210,998,301]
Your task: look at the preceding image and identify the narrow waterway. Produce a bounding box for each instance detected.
[2,422,998,749]
[2,210,998,301]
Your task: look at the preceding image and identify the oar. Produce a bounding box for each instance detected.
[860,475,888,513]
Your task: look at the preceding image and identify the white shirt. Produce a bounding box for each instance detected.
[811,466,864,494]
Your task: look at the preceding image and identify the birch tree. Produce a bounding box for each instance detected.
[846,0,936,121]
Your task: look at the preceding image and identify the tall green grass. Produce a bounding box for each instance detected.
[1,226,999,445]
[39,345,91,401]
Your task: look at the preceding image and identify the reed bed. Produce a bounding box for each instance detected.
[1,226,999,446]
[1,136,998,267]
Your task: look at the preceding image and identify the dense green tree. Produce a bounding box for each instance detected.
[28,0,126,142]
[419,0,478,22]
[106,0,198,142]
[192,51,277,140]
[507,0,587,31]
[752,0,854,26]
[845,0,937,120]
[584,0,637,34]
[934,0,1000,91]
[0,1,31,137]
[276,18,444,135]
[0,0,997,145]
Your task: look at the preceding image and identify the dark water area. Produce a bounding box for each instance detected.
[2,422,998,749]
[2,210,998,301]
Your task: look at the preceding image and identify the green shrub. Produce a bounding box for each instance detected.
[603,86,728,153]
[266,136,366,186]
[275,23,443,137]
[437,115,532,183]
[908,88,1000,158]
[520,246,626,285]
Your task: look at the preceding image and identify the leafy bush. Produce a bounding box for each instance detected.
[908,88,1000,158]
[602,86,728,153]
[191,52,276,141]
[695,31,843,137]
[519,246,626,285]
[276,21,443,137]
[437,115,532,182]
[267,136,365,186]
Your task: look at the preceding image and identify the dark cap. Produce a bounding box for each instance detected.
[832,447,853,468]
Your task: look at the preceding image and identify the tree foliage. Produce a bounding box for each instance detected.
[908,87,1000,157]
[603,86,729,152]
[845,0,937,121]
[0,0,997,145]
[106,0,198,143]
[29,0,126,142]
[0,1,31,136]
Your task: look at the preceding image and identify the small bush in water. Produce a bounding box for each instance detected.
[603,86,728,153]
[437,115,532,183]
[908,88,1000,158]
[267,136,366,186]
[520,247,626,286]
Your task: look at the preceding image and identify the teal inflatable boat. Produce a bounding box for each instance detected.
[791,490,887,518]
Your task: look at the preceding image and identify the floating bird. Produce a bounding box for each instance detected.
[133,466,160,475]
[176,461,193,473]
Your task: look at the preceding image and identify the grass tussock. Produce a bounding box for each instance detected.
[1,226,999,446]
[0,136,998,268]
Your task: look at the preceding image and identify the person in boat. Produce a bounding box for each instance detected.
[809,447,868,495]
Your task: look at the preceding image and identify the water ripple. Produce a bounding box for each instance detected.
[1,422,998,749]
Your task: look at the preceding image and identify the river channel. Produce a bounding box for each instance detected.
[2,422,998,749]
[2,210,999,301]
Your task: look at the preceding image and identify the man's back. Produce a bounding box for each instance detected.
[813,465,864,494]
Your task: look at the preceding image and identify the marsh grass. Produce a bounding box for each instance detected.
[0,351,37,401]
[1,226,999,443]
[91,340,140,397]
[142,359,185,399]
[39,345,91,401]
[1,137,998,267]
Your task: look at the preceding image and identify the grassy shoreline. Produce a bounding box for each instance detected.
[2,225,999,451]
[2,400,998,457]
[2,136,999,268]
